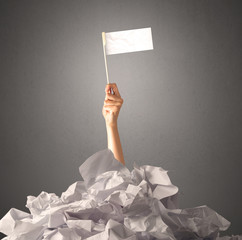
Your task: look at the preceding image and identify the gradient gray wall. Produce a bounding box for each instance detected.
[0,0,241,237]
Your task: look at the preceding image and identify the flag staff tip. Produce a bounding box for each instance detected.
[102,32,109,84]
[102,32,106,45]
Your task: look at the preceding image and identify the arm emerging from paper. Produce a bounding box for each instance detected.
[102,83,125,165]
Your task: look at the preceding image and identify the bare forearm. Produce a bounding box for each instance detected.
[102,83,124,165]
[106,123,125,165]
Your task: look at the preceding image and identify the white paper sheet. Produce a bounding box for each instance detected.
[0,149,240,240]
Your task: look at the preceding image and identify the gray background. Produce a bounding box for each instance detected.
[0,0,241,238]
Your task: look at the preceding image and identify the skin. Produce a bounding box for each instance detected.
[102,83,125,165]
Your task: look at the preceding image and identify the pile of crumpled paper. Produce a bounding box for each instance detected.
[0,149,241,240]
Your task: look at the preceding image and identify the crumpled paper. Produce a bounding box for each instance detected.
[0,149,240,240]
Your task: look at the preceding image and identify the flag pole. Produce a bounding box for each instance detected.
[102,32,109,84]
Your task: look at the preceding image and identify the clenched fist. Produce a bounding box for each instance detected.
[102,83,123,127]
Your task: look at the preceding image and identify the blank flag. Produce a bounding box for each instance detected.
[104,27,153,55]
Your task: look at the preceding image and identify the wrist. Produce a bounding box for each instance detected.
[106,122,118,130]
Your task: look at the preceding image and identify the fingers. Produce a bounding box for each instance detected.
[104,91,123,110]
[103,105,119,113]
[105,93,123,103]
[103,83,123,120]
[105,83,121,97]
[104,100,122,107]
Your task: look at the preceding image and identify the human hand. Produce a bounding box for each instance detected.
[102,83,123,127]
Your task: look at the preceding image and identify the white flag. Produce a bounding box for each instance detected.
[104,27,153,55]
